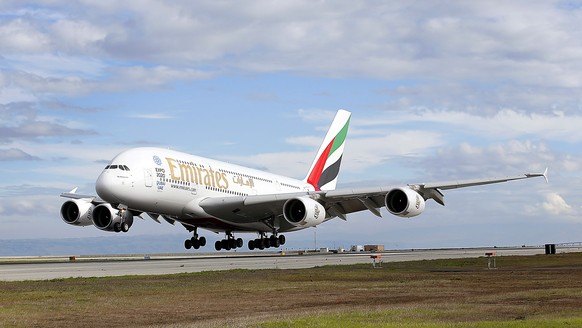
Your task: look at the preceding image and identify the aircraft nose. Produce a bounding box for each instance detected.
[95,171,119,203]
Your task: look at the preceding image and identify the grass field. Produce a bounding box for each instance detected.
[1,252,581,327]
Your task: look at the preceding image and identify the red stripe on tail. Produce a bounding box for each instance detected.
[306,138,335,191]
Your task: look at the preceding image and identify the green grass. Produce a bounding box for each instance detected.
[1,252,581,327]
[259,310,582,328]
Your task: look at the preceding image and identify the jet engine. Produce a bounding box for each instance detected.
[385,187,426,218]
[283,197,326,228]
[60,199,94,226]
[92,203,134,232]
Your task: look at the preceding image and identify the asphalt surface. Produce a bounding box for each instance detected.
[1,247,580,281]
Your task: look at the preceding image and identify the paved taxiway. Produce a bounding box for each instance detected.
[1,247,581,281]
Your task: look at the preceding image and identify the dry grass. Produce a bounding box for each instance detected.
[1,253,582,327]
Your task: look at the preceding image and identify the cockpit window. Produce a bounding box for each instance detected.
[104,164,130,171]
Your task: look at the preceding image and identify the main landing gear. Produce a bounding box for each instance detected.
[247,233,286,251]
[215,232,243,251]
[184,228,206,250]
[182,229,287,251]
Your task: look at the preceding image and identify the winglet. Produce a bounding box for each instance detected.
[525,167,549,184]
[304,109,351,191]
[69,187,78,194]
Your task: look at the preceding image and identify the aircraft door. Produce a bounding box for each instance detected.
[144,169,153,187]
[275,180,281,191]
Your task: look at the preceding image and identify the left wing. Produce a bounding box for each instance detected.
[196,169,548,227]
[406,167,549,206]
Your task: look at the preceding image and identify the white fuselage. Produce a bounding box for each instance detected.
[95,147,315,232]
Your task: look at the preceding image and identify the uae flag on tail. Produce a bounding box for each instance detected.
[305,110,351,191]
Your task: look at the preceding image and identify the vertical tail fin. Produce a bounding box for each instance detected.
[304,109,351,191]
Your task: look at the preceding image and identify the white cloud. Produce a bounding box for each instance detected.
[3,64,215,96]
[0,148,39,161]
[127,113,174,120]
[5,54,106,78]
[50,19,106,53]
[342,130,443,172]
[420,109,582,142]
[541,193,573,215]
[0,194,57,217]
[0,86,36,104]
[0,19,50,53]
[112,66,215,88]
[3,1,581,86]
[431,140,551,172]
[2,2,582,114]
[526,192,582,222]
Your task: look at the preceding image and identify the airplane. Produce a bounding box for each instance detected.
[60,109,548,251]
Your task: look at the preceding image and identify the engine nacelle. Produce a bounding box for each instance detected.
[283,197,326,228]
[385,187,426,218]
[60,199,94,226]
[92,203,134,232]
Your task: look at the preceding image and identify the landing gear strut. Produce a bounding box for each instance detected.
[248,233,286,250]
[113,209,131,233]
[215,232,243,251]
[184,227,206,250]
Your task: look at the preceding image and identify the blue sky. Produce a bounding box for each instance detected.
[1,1,581,253]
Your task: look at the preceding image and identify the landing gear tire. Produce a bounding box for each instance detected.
[113,222,121,232]
[278,235,286,245]
[185,239,192,249]
[248,240,255,250]
[199,236,206,247]
[215,240,222,251]
[192,238,200,249]
[121,222,130,233]
[236,238,243,248]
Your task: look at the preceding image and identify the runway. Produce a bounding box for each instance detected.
[1,246,580,281]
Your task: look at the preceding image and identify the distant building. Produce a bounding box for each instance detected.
[350,245,364,252]
[364,244,384,252]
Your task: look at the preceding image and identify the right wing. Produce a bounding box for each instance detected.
[60,187,105,203]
